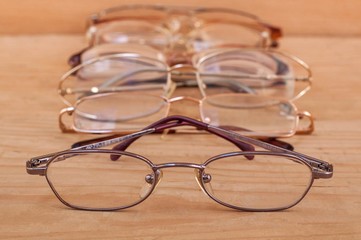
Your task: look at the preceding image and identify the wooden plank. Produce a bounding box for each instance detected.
[0,35,360,239]
[0,0,361,36]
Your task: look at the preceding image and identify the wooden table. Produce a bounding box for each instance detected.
[1,2,361,239]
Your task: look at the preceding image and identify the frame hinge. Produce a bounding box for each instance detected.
[313,163,333,179]
[26,158,48,176]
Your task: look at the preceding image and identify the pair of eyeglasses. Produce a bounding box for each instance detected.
[63,46,311,104]
[59,48,313,137]
[85,4,282,54]
[27,116,333,212]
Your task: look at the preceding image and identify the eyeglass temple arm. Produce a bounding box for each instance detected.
[26,128,156,175]
[208,125,333,179]
[70,127,294,151]
[68,47,90,68]
[261,23,282,47]
[111,115,256,161]
[220,125,294,150]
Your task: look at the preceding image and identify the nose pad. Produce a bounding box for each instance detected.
[194,170,215,196]
[202,173,212,183]
[139,170,163,199]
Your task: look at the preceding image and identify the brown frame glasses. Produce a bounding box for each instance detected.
[86,5,282,47]
[27,115,333,212]
[69,4,282,67]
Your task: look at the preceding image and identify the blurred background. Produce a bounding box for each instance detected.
[0,0,360,36]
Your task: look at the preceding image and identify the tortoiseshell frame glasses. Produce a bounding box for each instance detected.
[27,116,333,212]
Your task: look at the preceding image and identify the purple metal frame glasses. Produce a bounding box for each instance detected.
[26,115,333,212]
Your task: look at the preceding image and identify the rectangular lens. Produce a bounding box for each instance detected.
[60,56,168,105]
[73,92,169,133]
[46,152,154,210]
[196,49,296,100]
[201,94,298,137]
[203,153,313,210]
[191,10,266,51]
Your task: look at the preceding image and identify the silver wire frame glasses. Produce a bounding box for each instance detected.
[27,116,333,212]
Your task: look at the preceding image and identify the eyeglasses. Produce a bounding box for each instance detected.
[27,115,333,212]
[58,48,313,137]
[59,90,314,137]
[61,47,311,105]
[84,4,282,53]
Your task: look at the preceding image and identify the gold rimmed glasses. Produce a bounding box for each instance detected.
[62,47,312,106]
[58,48,313,137]
[27,116,333,212]
[59,91,314,138]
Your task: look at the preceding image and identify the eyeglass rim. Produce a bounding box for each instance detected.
[44,149,159,211]
[59,53,170,107]
[44,149,314,212]
[201,151,315,212]
[194,47,312,101]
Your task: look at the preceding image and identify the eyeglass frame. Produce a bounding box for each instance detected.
[58,49,314,137]
[27,115,333,212]
[60,48,312,106]
[86,4,282,48]
[68,4,282,68]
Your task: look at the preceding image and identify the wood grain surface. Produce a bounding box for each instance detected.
[0,2,361,239]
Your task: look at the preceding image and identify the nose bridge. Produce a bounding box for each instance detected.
[169,95,200,104]
[166,7,194,29]
[171,64,197,72]
[155,162,204,170]
[169,64,204,96]
[167,64,204,105]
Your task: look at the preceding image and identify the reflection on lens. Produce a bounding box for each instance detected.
[203,153,312,210]
[91,7,171,50]
[46,152,155,210]
[73,92,169,133]
[60,55,168,105]
[96,21,171,50]
[81,43,167,64]
[196,49,295,100]
[200,94,298,137]
[190,24,263,52]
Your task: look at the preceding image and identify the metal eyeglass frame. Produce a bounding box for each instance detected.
[58,49,314,137]
[68,4,282,67]
[61,48,312,106]
[27,115,333,212]
[78,4,282,60]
